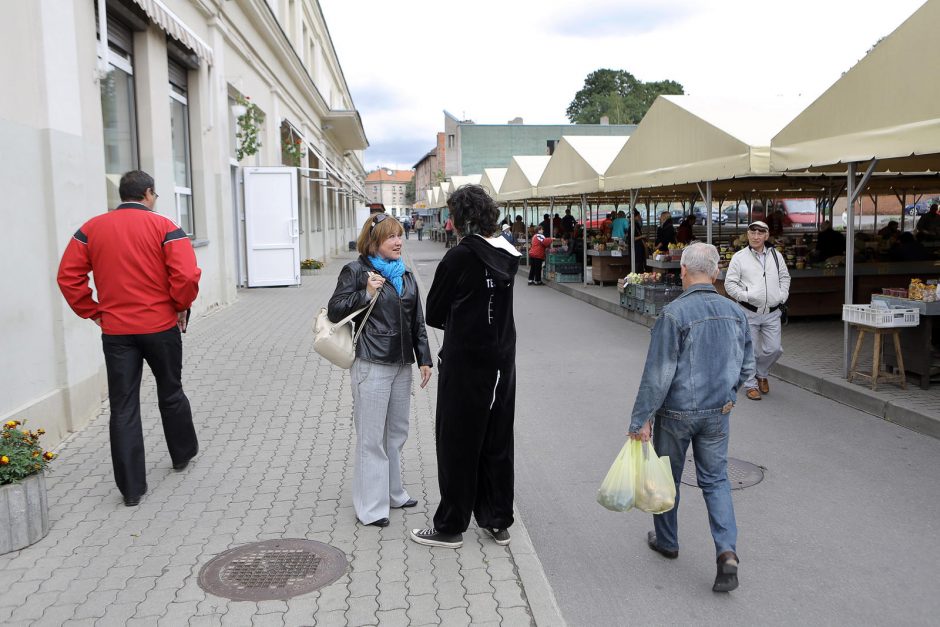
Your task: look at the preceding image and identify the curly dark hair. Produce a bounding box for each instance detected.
[447,184,499,237]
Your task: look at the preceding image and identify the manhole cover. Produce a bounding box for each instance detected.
[198,539,348,601]
[680,456,764,490]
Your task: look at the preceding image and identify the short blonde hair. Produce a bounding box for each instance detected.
[356,214,404,256]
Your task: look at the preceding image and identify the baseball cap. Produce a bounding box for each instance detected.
[748,220,769,231]
[502,223,510,231]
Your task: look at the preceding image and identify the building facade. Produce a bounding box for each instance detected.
[365,169,415,217]
[416,111,636,202]
[1,0,367,445]
[413,133,445,209]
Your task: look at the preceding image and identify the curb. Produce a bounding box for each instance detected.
[533,268,940,439]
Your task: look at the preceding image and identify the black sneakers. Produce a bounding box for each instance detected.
[485,528,511,546]
[647,531,678,559]
[409,528,463,548]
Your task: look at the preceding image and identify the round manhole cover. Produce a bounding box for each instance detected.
[680,456,764,490]
[198,539,348,601]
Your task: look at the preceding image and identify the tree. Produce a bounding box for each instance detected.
[566,69,684,124]
[404,177,415,205]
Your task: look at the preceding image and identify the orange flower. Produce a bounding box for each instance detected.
[43,452,55,461]
[4,420,20,428]
[32,451,40,458]
[0,456,9,465]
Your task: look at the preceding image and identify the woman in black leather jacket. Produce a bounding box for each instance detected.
[327,214,432,528]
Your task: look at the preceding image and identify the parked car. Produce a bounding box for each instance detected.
[905,201,931,216]
[723,202,766,224]
[775,198,818,228]
[691,204,728,224]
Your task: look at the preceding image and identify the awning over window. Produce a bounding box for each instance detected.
[130,0,214,66]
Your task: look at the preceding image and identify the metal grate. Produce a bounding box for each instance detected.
[680,456,764,490]
[199,539,347,601]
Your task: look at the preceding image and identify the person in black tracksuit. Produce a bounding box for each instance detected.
[409,185,521,549]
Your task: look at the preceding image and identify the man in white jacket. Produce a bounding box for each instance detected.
[724,221,791,400]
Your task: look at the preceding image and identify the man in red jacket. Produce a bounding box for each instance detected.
[58,170,202,507]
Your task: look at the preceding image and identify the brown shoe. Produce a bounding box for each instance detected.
[757,377,770,394]
[746,388,761,401]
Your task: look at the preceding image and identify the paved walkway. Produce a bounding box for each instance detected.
[545,269,940,438]
[0,250,561,626]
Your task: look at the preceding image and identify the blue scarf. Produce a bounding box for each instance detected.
[368,255,405,295]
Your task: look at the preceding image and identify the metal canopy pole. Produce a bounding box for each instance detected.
[696,181,714,244]
[581,194,589,285]
[549,197,555,238]
[629,189,638,275]
[843,159,879,378]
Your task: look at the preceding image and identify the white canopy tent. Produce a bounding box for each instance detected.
[481,168,508,199]
[771,0,940,378]
[497,156,551,203]
[449,174,482,191]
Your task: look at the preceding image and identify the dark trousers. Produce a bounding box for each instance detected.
[417,229,424,241]
[102,326,198,498]
[433,359,515,534]
[528,258,544,283]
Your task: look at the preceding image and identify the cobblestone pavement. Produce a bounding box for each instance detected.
[0,249,561,626]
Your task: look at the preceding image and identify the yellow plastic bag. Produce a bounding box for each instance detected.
[597,440,638,512]
[634,441,676,514]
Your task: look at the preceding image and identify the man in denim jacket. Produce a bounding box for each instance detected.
[628,243,755,593]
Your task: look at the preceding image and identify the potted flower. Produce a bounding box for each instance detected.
[283,137,306,167]
[300,258,323,276]
[0,419,55,554]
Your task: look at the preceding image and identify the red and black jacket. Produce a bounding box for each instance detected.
[57,203,202,335]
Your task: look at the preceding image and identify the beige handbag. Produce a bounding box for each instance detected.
[313,289,380,369]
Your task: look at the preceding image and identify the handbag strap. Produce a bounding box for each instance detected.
[331,284,381,329]
[353,285,381,343]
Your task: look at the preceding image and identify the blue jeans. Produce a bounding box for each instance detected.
[652,411,737,558]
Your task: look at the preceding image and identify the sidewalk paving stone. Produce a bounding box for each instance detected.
[0,245,561,625]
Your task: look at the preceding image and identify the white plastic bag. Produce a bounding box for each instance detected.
[596,440,638,512]
[633,441,676,514]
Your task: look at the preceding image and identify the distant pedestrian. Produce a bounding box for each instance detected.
[527,225,553,285]
[414,216,425,241]
[500,223,515,244]
[724,220,790,401]
[327,213,433,528]
[403,217,412,239]
[411,184,520,549]
[444,216,456,248]
[511,215,526,242]
[628,242,754,593]
[57,170,201,507]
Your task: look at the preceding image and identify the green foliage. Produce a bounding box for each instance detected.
[566,69,684,124]
[0,420,55,485]
[300,258,323,270]
[282,136,306,167]
[404,178,416,204]
[235,95,265,162]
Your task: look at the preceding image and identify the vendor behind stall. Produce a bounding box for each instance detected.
[655,211,677,252]
[812,220,846,262]
[890,231,931,261]
[676,214,696,244]
[916,203,940,239]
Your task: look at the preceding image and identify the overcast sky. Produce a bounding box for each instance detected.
[319,0,927,173]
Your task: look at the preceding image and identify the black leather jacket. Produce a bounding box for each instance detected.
[327,256,433,367]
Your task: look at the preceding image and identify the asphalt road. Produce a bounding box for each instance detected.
[406,239,940,626]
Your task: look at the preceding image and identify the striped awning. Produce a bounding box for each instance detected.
[130,0,214,65]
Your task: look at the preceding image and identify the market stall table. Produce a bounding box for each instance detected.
[871,295,940,389]
[588,250,631,285]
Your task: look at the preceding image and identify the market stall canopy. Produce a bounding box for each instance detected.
[430,186,442,208]
[771,0,940,173]
[424,188,434,207]
[536,135,630,197]
[604,95,807,192]
[449,174,482,192]
[481,168,507,198]
[496,156,551,202]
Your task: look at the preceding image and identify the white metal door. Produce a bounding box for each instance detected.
[244,167,300,287]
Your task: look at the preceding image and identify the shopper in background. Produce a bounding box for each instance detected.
[327,213,433,528]
[561,208,576,236]
[628,242,754,593]
[527,225,553,286]
[723,220,790,401]
[630,209,648,273]
[500,223,515,245]
[813,220,845,262]
[411,184,521,549]
[611,210,629,240]
[552,213,563,237]
[916,203,940,239]
[403,216,412,240]
[511,215,527,242]
[414,216,425,241]
[444,215,456,248]
[57,170,201,507]
[540,213,552,235]
[655,211,677,252]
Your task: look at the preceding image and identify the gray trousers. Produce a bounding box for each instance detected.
[350,359,413,524]
[744,308,783,388]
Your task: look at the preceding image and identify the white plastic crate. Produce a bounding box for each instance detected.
[842,304,919,328]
